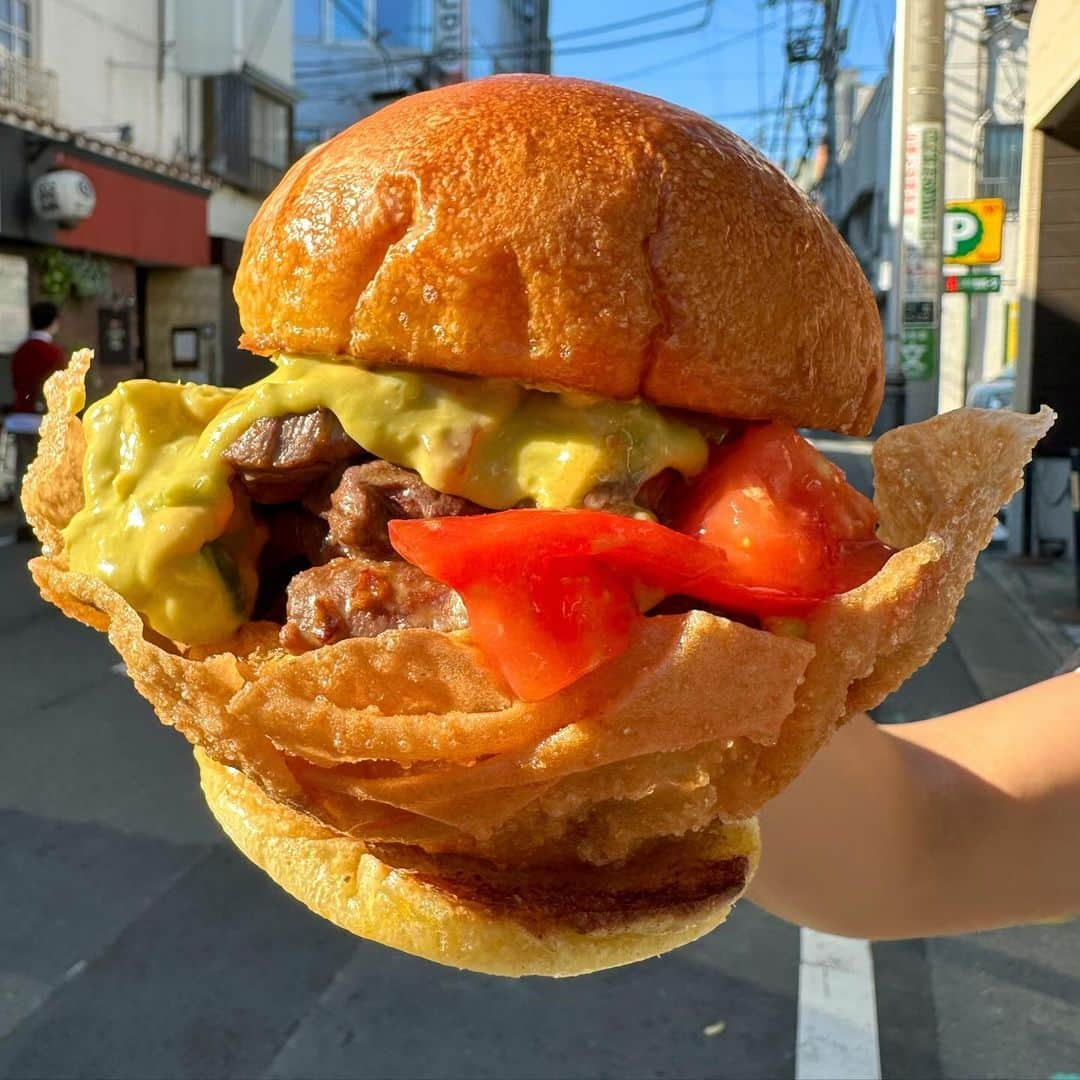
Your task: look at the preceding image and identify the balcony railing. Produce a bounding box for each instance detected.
[203,73,293,196]
[0,49,57,122]
[977,175,1021,213]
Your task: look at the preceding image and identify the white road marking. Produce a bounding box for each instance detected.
[795,928,881,1080]
[807,437,875,457]
[62,958,87,983]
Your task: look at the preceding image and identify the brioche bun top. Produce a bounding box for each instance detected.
[235,75,883,434]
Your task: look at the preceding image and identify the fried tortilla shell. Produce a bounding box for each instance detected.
[22,348,89,565]
[197,748,760,977]
[25,354,1054,871]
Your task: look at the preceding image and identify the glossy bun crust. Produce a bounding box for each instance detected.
[235,75,883,435]
[197,749,759,977]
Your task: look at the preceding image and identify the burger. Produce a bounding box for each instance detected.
[24,76,1051,977]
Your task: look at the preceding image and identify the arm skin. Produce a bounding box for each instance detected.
[747,671,1080,939]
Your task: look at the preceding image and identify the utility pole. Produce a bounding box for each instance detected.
[820,0,841,217]
[772,1,845,187]
[884,0,907,395]
[897,0,946,422]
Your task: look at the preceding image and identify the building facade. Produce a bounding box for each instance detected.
[828,4,1031,426]
[1012,0,1080,558]
[293,0,550,153]
[0,0,296,407]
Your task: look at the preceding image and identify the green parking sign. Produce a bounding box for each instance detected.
[901,326,937,379]
[944,208,983,259]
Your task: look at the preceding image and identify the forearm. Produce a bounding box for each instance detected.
[748,672,1080,939]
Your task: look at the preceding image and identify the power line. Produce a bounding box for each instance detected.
[767,68,788,157]
[606,20,782,84]
[756,1,768,145]
[337,0,400,76]
[764,0,848,176]
[552,1,711,43]
[295,0,717,80]
[768,0,794,159]
[324,0,400,90]
[304,0,715,72]
[845,0,863,48]
[783,59,804,170]
[871,0,892,63]
[299,0,714,59]
[710,104,794,121]
[485,3,715,56]
[793,71,823,174]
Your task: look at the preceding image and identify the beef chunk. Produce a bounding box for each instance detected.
[323,460,482,559]
[281,556,468,651]
[261,503,328,567]
[223,409,363,504]
[582,469,681,520]
[252,504,330,622]
[581,483,641,518]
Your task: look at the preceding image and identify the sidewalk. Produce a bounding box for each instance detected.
[955,544,1076,689]
[980,547,1079,668]
[868,541,1077,723]
[806,436,1079,717]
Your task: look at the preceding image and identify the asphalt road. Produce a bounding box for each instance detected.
[1,443,1078,1079]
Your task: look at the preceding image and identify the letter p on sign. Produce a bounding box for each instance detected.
[944,210,982,258]
[943,199,1004,264]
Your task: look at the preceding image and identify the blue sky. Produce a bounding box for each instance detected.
[549,0,895,164]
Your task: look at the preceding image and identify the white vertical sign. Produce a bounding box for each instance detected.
[900,120,944,380]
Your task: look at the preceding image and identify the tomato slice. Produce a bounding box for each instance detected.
[670,422,891,596]
[389,425,893,702]
[391,510,843,701]
[455,561,639,702]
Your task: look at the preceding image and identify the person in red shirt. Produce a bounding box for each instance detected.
[8,301,65,541]
[12,301,64,414]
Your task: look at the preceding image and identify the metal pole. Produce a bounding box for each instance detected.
[962,289,972,404]
[898,0,946,422]
[821,0,841,217]
[882,0,908,428]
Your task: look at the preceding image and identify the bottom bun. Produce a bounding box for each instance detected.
[196,749,759,977]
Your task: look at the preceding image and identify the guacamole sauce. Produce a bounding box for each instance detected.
[63,355,709,644]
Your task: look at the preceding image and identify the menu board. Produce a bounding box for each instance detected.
[0,253,29,354]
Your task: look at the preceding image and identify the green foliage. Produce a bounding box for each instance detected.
[36,249,111,302]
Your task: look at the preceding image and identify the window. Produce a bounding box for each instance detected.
[204,75,293,195]
[333,0,369,41]
[377,0,429,49]
[251,90,289,169]
[979,123,1023,211]
[294,0,323,39]
[0,0,32,58]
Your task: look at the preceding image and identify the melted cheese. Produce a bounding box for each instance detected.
[63,354,709,644]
